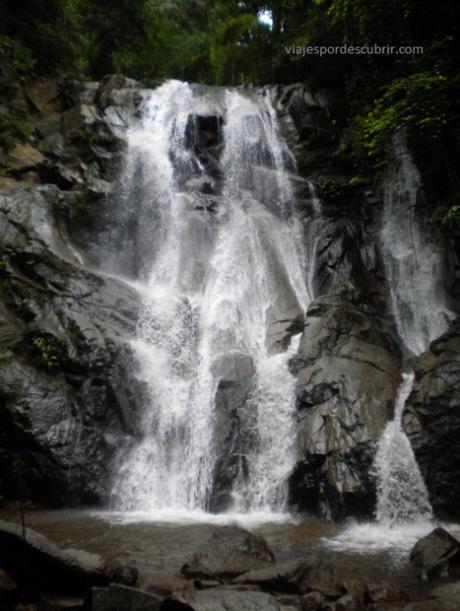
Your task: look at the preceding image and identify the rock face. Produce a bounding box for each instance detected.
[209,353,256,511]
[0,75,144,507]
[289,296,401,519]
[181,526,275,580]
[403,322,460,520]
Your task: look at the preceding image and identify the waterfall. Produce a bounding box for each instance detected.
[374,136,452,525]
[380,136,452,355]
[111,81,311,514]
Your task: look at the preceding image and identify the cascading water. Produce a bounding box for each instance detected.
[373,371,432,524]
[111,81,312,515]
[373,136,452,525]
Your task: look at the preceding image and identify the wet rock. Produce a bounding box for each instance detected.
[233,558,306,592]
[143,576,193,597]
[289,296,400,519]
[0,187,141,505]
[92,584,162,611]
[181,526,275,580]
[96,74,140,110]
[163,588,283,611]
[403,321,460,520]
[209,353,256,511]
[0,520,136,592]
[410,528,460,578]
[366,583,410,605]
[295,562,345,597]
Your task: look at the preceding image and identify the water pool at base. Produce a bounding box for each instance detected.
[2,508,459,597]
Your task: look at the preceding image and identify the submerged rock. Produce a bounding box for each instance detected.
[181,526,275,580]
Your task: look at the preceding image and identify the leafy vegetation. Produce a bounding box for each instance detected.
[0,0,458,235]
[0,112,31,149]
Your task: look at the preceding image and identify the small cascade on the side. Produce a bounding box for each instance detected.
[111,81,312,516]
[374,136,452,525]
[373,371,432,525]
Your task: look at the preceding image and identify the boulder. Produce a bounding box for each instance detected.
[92,584,162,611]
[0,520,137,593]
[295,562,345,598]
[403,321,460,520]
[366,583,410,605]
[181,526,275,580]
[234,558,358,601]
[289,296,401,519]
[163,588,283,611]
[233,558,306,592]
[301,591,325,610]
[410,528,460,578]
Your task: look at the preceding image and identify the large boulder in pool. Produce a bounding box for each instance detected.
[0,520,137,593]
[410,527,460,578]
[181,526,275,580]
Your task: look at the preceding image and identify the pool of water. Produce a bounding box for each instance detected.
[2,508,459,596]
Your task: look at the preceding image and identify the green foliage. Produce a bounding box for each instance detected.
[0,35,35,82]
[358,72,450,164]
[0,112,31,150]
[316,175,356,206]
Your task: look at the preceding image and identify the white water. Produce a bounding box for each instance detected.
[380,137,452,355]
[112,81,311,516]
[373,137,452,527]
[373,371,432,525]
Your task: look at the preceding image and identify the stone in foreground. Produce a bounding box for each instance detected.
[181,526,275,580]
[410,528,460,577]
